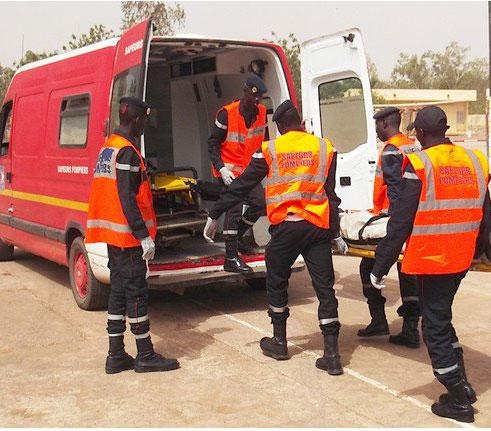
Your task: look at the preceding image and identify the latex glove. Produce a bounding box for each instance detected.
[140,236,155,261]
[219,167,235,186]
[203,217,219,243]
[332,236,349,255]
[370,273,386,290]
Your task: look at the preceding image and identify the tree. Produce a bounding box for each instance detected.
[391,52,433,88]
[267,32,301,107]
[0,64,15,102]
[429,41,469,89]
[63,24,115,51]
[121,1,185,35]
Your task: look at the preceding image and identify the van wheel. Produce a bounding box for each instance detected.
[69,237,109,311]
[0,238,14,261]
[245,277,267,291]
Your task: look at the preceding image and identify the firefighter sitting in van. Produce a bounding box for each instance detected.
[86,97,179,374]
[208,75,268,274]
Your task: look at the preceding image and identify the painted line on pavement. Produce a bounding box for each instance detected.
[191,299,475,429]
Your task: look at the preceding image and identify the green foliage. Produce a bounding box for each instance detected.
[121,1,185,35]
[62,24,115,51]
[14,49,58,69]
[267,32,301,107]
[391,53,433,88]
[0,64,15,102]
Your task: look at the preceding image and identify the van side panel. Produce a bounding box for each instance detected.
[1,46,116,264]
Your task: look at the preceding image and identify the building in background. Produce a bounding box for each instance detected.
[373,89,478,137]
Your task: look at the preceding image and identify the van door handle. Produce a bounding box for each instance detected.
[368,160,376,165]
[7,205,13,213]
[5,172,12,182]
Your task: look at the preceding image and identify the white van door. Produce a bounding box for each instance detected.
[300,28,377,211]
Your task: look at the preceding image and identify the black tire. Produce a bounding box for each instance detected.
[68,237,109,310]
[245,277,267,290]
[0,238,14,261]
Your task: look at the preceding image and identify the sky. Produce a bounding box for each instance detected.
[0,1,488,79]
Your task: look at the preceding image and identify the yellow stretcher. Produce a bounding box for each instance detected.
[346,246,491,272]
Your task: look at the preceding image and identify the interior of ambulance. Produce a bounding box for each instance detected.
[109,39,292,264]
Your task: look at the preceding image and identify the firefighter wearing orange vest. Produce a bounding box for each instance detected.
[358,107,421,349]
[86,97,179,375]
[207,76,268,274]
[371,106,490,423]
[204,100,349,375]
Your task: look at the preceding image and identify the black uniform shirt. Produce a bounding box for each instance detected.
[209,132,341,237]
[113,129,150,240]
[373,141,491,277]
[207,100,268,172]
[381,143,405,214]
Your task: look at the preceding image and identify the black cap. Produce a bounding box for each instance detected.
[272,100,297,123]
[373,106,400,120]
[119,97,151,116]
[244,75,267,95]
[411,106,449,132]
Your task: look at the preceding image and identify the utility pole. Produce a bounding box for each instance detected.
[21,34,24,59]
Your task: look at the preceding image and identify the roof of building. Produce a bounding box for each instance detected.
[373,88,477,103]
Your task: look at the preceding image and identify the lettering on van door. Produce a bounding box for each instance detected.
[124,39,143,56]
[57,165,89,175]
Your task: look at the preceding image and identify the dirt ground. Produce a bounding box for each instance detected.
[0,250,490,428]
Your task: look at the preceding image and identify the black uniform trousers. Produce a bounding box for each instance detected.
[220,179,266,240]
[266,220,340,334]
[106,245,150,337]
[418,271,467,387]
[360,257,420,318]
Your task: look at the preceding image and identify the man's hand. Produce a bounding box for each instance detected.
[203,217,219,243]
[332,236,349,255]
[140,236,156,261]
[219,167,235,186]
[370,273,386,290]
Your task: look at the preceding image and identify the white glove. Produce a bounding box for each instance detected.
[370,273,386,290]
[140,236,155,261]
[219,167,235,186]
[203,217,219,243]
[332,236,349,255]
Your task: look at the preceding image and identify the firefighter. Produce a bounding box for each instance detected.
[86,97,179,374]
[358,107,421,348]
[203,100,349,375]
[371,106,490,423]
[208,75,268,274]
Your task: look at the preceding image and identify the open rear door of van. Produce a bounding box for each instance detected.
[109,20,153,136]
[300,28,377,210]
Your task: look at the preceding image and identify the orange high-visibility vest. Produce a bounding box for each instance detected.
[85,134,157,248]
[212,100,267,178]
[373,133,420,214]
[261,131,335,229]
[402,144,489,275]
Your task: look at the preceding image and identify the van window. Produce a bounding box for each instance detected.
[59,94,90,147]
[110,65,142,133]
[318,77,367,154]
[0,103,13,156]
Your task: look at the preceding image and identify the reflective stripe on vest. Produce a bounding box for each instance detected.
[401,145,488,274]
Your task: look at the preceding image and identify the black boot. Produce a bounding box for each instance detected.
[224,239,253,274]
[105,335,135,374]
[389,317,420,348]
[442,349,477,404]
[358,287,389,337]
[134,336,180,373]
[316,333,343,375]
[260,308,289,360]
[432,380,474,423]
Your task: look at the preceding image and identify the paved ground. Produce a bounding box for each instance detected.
[0,250,490,428]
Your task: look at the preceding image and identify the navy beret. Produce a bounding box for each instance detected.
[119,97,151,116]
[272,100,297,123]
[373,106,400,120]
[245,75,267,94]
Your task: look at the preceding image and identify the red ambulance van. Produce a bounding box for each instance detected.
[0,21,377,310]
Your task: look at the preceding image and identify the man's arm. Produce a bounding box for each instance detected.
[116,147,149,240]
[208,152,269,220]
[381,144,404,214]
[208,109,228,172]
[475,188,491,259]
[325,152,341,237]
[372,164,421,277]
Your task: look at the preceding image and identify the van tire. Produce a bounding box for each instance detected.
[245,277,267,290]
[0,239,14,261]
[69,237,109,311]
